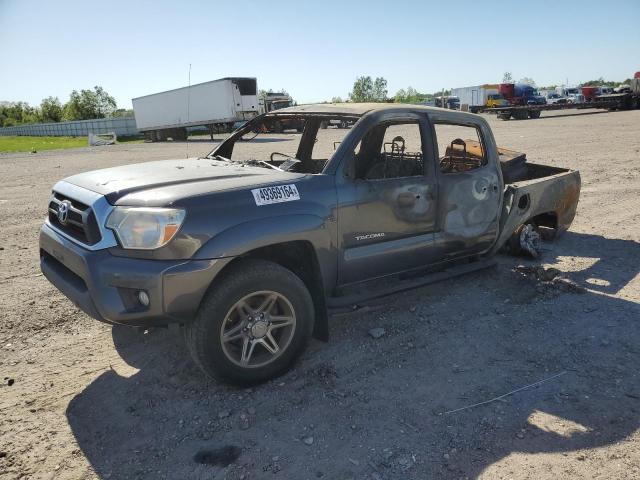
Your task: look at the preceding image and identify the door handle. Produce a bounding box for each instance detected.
[397,192,418,207]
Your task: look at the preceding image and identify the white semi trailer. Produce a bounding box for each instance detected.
[132,77,259,141]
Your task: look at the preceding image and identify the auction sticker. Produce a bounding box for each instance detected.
[252,184,300,206]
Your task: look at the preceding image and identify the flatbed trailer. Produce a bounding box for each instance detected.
[481,92,640,120]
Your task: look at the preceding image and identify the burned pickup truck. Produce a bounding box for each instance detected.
[40,104,580,384]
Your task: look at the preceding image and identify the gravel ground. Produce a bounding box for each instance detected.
[1,109,639,480]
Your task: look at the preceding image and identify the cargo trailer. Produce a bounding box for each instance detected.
[132,77,259,141]
[450,84,507,113]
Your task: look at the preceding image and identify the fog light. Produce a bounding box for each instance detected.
[137,290,150,307]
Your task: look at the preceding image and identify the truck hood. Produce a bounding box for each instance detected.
[63,158,305,205]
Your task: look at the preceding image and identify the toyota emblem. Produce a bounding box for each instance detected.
[57,200,71,225]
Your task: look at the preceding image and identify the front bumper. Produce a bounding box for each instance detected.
[40,222,231,327]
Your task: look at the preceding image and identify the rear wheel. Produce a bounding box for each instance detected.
[507,223,541,258]
[497,113,512,121]
[184,260,314,385]
[528,110,541,119]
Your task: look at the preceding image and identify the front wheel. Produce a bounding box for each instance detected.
[184,259,314,385]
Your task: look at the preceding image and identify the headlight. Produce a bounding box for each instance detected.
[106,207,186,250]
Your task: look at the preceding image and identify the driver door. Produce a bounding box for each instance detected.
[335,114,439,285]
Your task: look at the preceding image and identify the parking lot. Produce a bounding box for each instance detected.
[1,108,639,479]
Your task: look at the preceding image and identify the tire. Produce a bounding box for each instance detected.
[273,121,283,133]
[507,223,541,258]
[498,113,511,121]
[184,259,314,385]
[513,110,528,120]
[528,110,541,119]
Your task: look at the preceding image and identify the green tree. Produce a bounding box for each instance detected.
[580,77,626,88]
[519,77,536,86]
[394,88,407,102]
[406,86,422,102]
[330,96,343,103]
[38,96,63,123]
[62,86,117,121]
[111,108,134,118]
[502,72,513,83]
[349,76,373,102]
[372,77,388,101]
[349,76,388,102]
[0,102,38,127]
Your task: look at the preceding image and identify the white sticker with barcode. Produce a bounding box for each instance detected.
[252,184,300,206]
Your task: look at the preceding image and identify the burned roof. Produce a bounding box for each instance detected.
[269,102,475,118]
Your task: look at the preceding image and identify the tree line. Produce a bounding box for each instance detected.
[342,73,634,105]
[342,76,447,104]
[0,86,132,128]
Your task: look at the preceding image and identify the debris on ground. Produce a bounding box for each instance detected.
[513,265,586,294]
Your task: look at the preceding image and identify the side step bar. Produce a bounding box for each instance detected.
[327,258,496,311]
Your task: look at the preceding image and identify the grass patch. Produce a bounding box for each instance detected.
[116,136,145,144]
[0,135,144,153]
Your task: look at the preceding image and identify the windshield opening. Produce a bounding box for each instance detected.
[208,114,360,174]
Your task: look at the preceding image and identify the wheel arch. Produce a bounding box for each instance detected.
[210,241,329,341]
[192,214,336,341]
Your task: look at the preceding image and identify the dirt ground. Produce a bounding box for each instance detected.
[1,109,639,480]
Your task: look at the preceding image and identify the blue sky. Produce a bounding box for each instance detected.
[1,0,639,108]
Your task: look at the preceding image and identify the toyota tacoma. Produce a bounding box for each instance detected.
[40,104,580,384]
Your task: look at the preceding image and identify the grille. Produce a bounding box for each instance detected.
[48,192,102,245]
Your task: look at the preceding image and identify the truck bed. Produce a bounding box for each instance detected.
[496,145,571,183]
[492,156,581,253]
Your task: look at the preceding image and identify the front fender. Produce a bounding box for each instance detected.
[194,214,337,342]
[193,213,333,261]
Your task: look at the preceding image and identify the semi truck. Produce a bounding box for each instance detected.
[498,83,546,106]
[259,92,294,114]
[258,92,304,132]
[450,84,509,113]
[434,96,460,109]
[482,72,640,120]
[132,77,260,141]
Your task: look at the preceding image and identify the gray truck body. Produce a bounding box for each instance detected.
[40,104,580,339]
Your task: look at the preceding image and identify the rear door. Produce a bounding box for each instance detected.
[335,112,439,285]
[232,78,258,116]
[428,114,502,257]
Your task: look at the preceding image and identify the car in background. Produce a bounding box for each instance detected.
[545,93,567,104]
[446,96,460,109]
